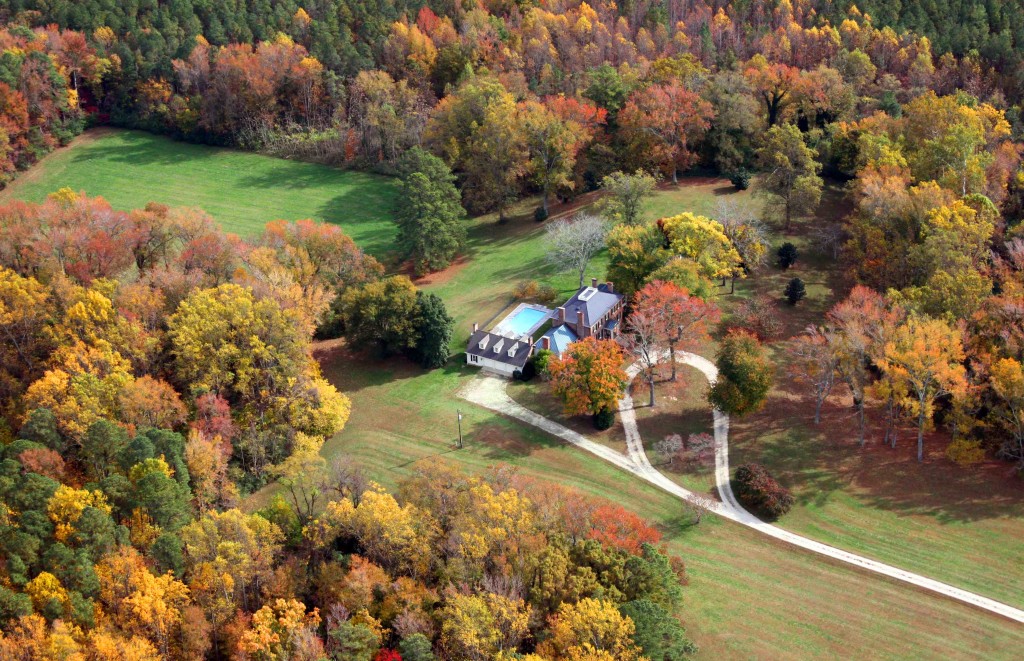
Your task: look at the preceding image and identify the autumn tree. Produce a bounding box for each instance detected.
[395,147,466,275]
[540,597,642,661]
[619,82,714,183]
[546,213,609,289]
[549,337,629,425]
[756,123,823,229]
[788,326,840,424]
[659,212,744,282]
[426,77,527,219]
[708,330,773,416]
[633,280,720,381]
[440,593,531,660]
[624,302,664,407]
[988,357,1024,466]
[827,286,903,445]
[520,99,592,215]
[878,316,967,462]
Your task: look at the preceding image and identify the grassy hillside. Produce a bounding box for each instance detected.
[0,129,398,255]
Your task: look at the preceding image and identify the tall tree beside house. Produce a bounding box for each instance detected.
[606,223,670,297]
[409,291,454,369]
[549,337,629,427]
[395,148,466,275]
[546,213,609,289]
[340,275,420,357]
[708,330,773,416]
[755,123,823,230]
[878,316,967,462]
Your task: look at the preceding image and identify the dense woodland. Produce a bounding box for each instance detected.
[2,0,1024,658]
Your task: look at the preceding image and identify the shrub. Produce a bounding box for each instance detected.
[513,280,541,300]
[784,277,806,305]
[593,407,615,430]
[520,359,537,381]
[946,438,986,466]
[729,169,751,190]
[532,349,554,378]
[735,294,783,340]
[512,369,524,381]
[777,242,798,269]
[534,206,549,222]
[732,463,793,520]
[537,284,560,305]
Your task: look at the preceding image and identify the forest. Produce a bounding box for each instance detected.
[1,0,1024,658]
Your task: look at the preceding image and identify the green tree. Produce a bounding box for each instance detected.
[395,148,467,275]
[341,276,420,357]
[81,420,130,481]
[708,330,774,416]
[785,277,806,305]
[619,599,696,661]
[410,292,453,369]
[755,124,823,229]
[398,633,436,661]
[596,170,657,226]
[606,223,669,297]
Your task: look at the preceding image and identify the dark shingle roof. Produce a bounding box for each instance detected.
[561,283,623,328]
[466,330,532,368]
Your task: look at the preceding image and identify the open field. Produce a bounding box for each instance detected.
[0,129,398,254]
[7,130,1024,655]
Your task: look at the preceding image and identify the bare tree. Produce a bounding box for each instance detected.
[625,305,664,407]
[687,492,718,524]
[787,326,840,424]
[811,223,845,260]
[716,198,769,274]
[655,433,684,468]
[546,212,609,288]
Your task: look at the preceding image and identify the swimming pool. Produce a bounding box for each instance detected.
[491,304,551,337]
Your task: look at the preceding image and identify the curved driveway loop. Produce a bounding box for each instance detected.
[461,350,1024,624]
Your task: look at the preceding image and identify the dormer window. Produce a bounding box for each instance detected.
[493,338,505,353]
[478,335,490,351]
[508,342,519,357]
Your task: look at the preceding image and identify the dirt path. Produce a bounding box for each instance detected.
[460,352,1024,625]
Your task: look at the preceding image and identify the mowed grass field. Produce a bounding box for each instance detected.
[0,129,398,255]
[7,129,1024,656]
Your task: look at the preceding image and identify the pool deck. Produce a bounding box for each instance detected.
[490,302,553,339]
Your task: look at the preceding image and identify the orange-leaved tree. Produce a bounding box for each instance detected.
[548,337,628,423]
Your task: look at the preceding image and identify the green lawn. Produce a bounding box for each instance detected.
[0,128,398,255]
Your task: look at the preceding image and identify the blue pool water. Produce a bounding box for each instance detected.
[499,307,549,336]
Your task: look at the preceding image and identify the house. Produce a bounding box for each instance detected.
[466,277,625,376]
[465,324,534,377]
[539,278,624,356]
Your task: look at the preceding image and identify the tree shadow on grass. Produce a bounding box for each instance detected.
[71,131,222,167]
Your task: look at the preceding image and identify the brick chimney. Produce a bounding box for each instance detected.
[591,277,598,288]
[541,336,550,350]
[606,281,614,293]
[473,322,479,333]
[577,309,586,336]
[557,306,566,323]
